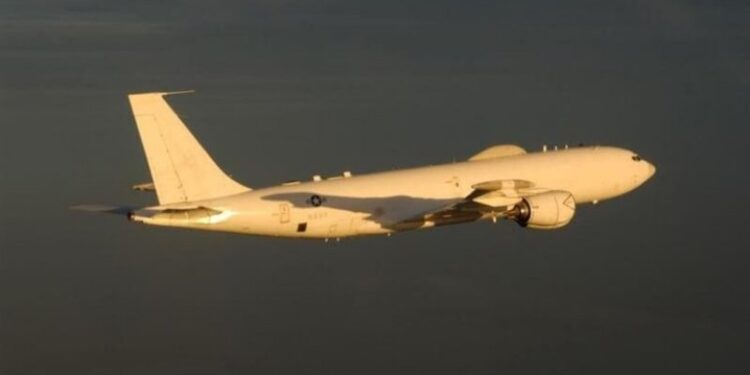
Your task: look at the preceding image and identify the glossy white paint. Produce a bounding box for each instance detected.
[78,92,656,239]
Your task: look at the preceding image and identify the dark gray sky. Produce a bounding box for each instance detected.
[1,0,749,374]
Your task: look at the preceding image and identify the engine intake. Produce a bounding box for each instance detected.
[512,191,576,229]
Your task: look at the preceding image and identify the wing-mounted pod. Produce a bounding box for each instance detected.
[507,191,576,229]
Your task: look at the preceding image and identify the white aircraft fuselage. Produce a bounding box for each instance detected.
[129,145,655,239]
[76,92,655,240]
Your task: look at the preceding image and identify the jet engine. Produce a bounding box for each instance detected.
[510,191,576,229]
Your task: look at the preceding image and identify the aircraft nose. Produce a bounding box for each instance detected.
[645,160,656,180]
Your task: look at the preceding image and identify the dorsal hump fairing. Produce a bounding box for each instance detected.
[468,144,527,161]
[128,92,250,205]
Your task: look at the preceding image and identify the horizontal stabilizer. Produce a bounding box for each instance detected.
[132,182,156,192]
[129,206,232,225]
[70,205,134,216]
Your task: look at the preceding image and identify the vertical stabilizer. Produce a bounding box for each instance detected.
[128,92,250,205]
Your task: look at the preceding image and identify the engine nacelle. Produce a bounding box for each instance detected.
[513,191,576,230]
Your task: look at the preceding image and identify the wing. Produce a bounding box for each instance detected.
[464,179,544,207]
[401,179,548,225]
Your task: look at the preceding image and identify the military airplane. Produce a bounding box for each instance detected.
[74,92,655,240]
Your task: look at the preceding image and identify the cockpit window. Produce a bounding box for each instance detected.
[632,155,642,161]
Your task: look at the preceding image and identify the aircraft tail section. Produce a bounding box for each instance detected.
[128,92,250,205]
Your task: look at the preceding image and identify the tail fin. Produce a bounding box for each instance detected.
[128,92,250,205]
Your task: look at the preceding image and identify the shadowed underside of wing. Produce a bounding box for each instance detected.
[402,179,548,225]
